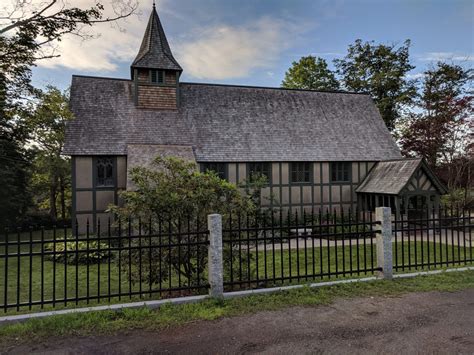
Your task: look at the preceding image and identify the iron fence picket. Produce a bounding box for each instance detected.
[1,206,472,314]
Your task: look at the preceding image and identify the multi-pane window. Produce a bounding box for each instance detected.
[151,69,164,84]
[247,162,271,183]
[331,162,351,182]
[290,162,312,183]
[96,157,114,187]
[201,163,227,180]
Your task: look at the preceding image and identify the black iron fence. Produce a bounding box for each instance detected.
[1,207,473,315]
[0,216,209,313]
[222,209,380,291]
[393,207,473,271]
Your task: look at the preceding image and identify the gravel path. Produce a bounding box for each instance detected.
[3,288,474,354]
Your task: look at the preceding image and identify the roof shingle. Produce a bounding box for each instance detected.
[131,5,182,72]
[64,75,402,162]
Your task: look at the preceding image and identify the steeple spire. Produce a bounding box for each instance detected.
[131,4,181,110]
[131,4,182,74]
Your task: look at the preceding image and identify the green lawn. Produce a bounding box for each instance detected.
[0,270,472,345]
[226,240,472,288]
[1,238,472,314]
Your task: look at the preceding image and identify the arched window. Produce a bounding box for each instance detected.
[96,157,114,187]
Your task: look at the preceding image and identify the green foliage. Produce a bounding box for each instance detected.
[282,56,340,91]
[111,156,254,221]
[0,138,32,229]
[0,1,136,226]
[44,239,111,265]
[441,189,474,210]
[239,172,275,207]
[334,39,416,131]
[26,86,73,221]
[110,157,258,286]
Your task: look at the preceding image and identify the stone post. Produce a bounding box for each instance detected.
[208,214,224,298]
[375,207,393,279]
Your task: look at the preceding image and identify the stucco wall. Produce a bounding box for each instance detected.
[72,157,375,233]
[72,156,127,234]
[205,161,376,214]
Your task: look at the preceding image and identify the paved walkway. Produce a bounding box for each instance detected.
[234,229,473,251]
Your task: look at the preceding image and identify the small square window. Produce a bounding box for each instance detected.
[201,163,227,180]
[247,162,271,183]
[331,162,351,182]
[96,157,115,187]
[151,70,164,84]
[290,162,312,183]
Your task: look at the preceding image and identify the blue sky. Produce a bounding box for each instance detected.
[31,0,473,90]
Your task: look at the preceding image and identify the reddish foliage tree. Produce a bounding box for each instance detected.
[400,62,473,203]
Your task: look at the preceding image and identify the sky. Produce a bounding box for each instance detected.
[24,0,474,90]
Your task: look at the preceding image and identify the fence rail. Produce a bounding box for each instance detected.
[392,207,473,271]
[0,206,472,315]
[222,209,380,291]
[0,216,209,313]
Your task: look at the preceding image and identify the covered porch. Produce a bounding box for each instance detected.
[356,158,448,219]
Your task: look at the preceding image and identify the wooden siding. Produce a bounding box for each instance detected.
[137,85,177,109]
[137,69,149,83]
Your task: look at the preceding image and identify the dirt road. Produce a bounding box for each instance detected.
[4,289,474,354]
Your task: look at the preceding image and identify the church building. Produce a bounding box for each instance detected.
[63,5,446,231]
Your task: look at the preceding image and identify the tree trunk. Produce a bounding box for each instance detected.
[60,175,66,223]
[49,177,58,222]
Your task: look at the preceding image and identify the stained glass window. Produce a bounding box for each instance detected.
[96,157,114,187]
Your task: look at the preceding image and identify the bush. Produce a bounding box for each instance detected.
[109,156,258,287]
[44,239,112,265]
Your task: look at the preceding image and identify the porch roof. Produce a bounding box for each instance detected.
[355,158,447,195]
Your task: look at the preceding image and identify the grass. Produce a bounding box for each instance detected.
[1,237,472,315]
[227,240,472,285]
[0,270,472,345]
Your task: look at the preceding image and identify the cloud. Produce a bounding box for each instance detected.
[418,52,473,62]
[4,1,307,78]
[175,17,307,80]
[31,0,147,72]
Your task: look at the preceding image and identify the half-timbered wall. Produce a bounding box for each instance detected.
[404,169,438,194]
[72,159,376,232]
[202,161,376,214]
[72,156,127,233]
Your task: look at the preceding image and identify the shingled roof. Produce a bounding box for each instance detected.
[356,158,447,194]
[63,75,402,162]
[131,4,182,73]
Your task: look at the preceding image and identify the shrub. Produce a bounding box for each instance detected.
[44,239,112,265]
[109,157,259,286]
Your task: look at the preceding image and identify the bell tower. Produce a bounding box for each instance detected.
[131,3,182,109]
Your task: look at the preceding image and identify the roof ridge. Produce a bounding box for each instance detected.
[70,75,369,95]
[380,157,422,162]
[72,74,130,82]
[181,82,369,95]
